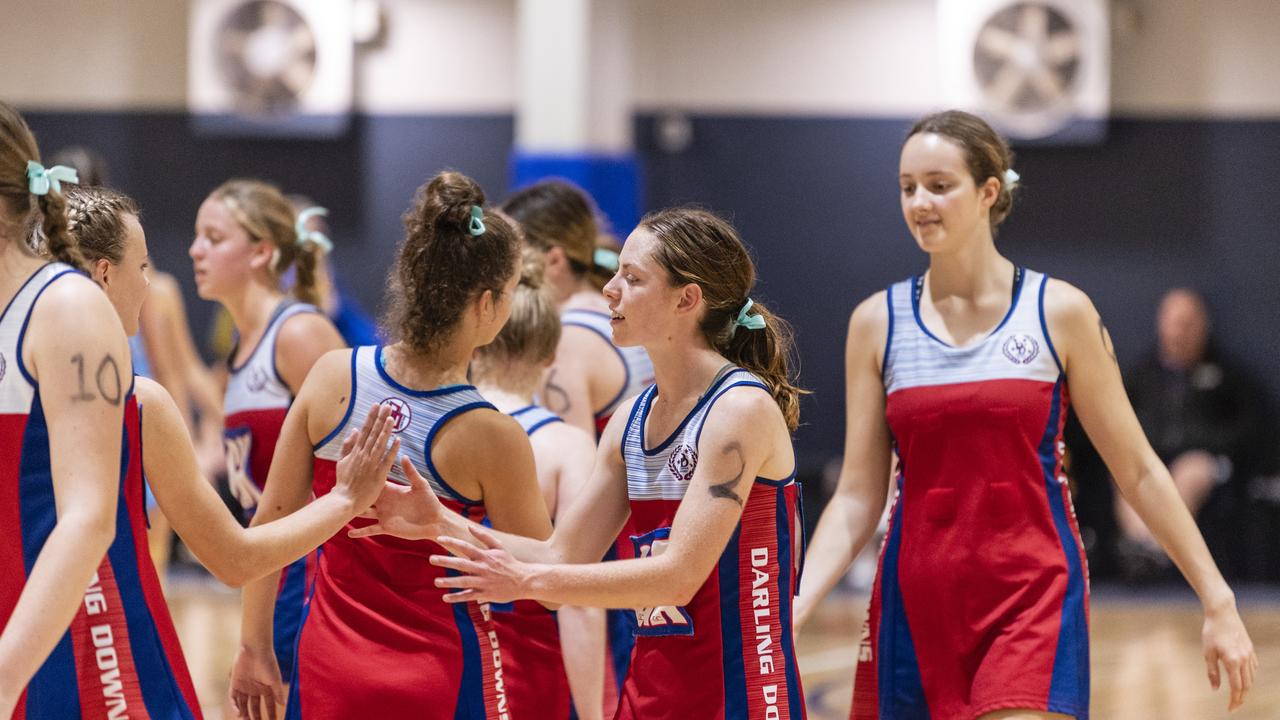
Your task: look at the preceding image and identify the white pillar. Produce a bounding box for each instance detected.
[513,0,638,231]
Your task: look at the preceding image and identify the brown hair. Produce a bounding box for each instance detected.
[641,208,805,431]
[210,179,322,305]
[500,180,600,274]
[65,185,139,265]
[906,110,1018,230]
[0,102,85,269]
[382,171,520,353]
[475,247,561,368]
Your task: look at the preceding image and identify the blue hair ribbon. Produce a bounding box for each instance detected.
[26,161,79,196]
[469,205,486,236]
[593,247,620,271]
[730,298,767,337]
[295,206,333,254]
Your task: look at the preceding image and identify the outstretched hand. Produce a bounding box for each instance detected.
[1202,602,1258,711]
[429,525,532,605]
[333,404,401,516]
[348,457,448,542]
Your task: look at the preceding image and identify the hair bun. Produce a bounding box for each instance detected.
[423,171,485,234]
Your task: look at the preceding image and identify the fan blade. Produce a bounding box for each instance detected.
[1017,4,1049,45]
[290,26,316,55]
[985,63,1026,107]
[976,25,1019,59]
[262,2,287,28]
[1028,64,1065,101]
[1044,32,1080,65]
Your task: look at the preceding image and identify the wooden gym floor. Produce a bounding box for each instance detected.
[164,574,1278,720]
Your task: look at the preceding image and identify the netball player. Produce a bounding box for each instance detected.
[0,101,134,718]
[189,179,346,685]
[230,171,552,719]
[353,207,808,719]
[793,110,1256,719]
[471,248,602,719]
[47,144,224,575]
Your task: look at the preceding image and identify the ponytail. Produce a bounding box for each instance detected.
[715,297,803,432]
[38,184,87,271]
[288,243,323,306]
[0,101,86,270]
[643,208,806,431]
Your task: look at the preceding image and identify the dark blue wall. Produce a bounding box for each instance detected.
[23,111,1280,469]
[24,111,514,355]
[636,114,1280,468]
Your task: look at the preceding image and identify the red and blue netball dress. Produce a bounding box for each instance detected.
[292,345,508,719]
[853,268,1089,720]
[223,300,322,680]
[559,307,655,704]
[1,263,201,719]
[490,404,572,720]
[616,367,805,720]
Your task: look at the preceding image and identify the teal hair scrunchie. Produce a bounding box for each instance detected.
[26,161,79,196]
[730,298,767,338]
[469,205,486,236]
[295,206,334,254]
[593,247,620,271]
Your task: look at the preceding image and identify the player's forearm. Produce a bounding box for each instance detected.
[225,493,352,586]
[557,606,605,720]
[1122,462,1233,609]
[525,554,703,609]
[239,570,282,649]
[797,492,879,609]
[0,513,114,697]
[439,512,560,565]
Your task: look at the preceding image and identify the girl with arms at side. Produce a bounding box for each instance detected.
[189,179,347,686]
[794,110,1256,719]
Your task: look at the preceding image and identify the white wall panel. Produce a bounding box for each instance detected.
[3,0,1280,117]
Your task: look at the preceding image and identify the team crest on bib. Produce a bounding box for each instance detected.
[246,365,272,393]
[667,444,698,482]
[1002,334,1039,365]
[379,397,413,433]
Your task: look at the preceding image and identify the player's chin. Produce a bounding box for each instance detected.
[609,323,640,347]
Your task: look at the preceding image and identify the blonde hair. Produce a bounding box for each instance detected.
[65,185,139,265]
[475,247,560,367]
[211,179,322,305]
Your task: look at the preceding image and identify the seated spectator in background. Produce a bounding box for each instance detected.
[1117,288,1267,580]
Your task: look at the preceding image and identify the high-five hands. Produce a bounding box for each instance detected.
[333,404,401,516]
[430,525,531,605]
[349,457,449,542]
